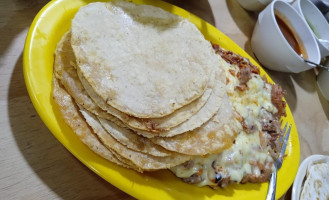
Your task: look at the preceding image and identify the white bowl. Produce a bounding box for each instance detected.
[291,154,329,200]
[251,0,321,73]
[293,0,329,57]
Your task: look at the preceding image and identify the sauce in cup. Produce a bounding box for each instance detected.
[275,11,308,59]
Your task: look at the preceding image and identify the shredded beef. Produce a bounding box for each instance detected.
[212,44,259,74]
[241,120,257,134]
[212,43,260,92]
[236,83,248,91]
[228,69,236,76]
[217,177,231,188]
[262,119,281,133]
[237,64,252,85]
[182,160,194,169]
[226,77,230,85]
[209,43,287,186]
[213,43,286,120]
[182,173,203,184]
[242,169,272,183]
[271,85,287,117]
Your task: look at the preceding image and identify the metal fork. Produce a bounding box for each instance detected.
[265,122,292,200]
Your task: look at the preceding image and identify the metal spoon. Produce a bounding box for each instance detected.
[303,59,329,71]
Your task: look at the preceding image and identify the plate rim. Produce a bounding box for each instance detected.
[23,0,300,199]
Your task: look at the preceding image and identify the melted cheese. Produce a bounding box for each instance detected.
[171,59,277,187]
[225,63,277,131]
[171,131,274,186]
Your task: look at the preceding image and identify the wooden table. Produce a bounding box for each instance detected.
[1,0,328,199]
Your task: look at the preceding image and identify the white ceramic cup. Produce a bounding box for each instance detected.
[251,0,321,73]
[292,0,329,58]
[325,11,329,22]
[236,0,294,12]
[317,59,329,101]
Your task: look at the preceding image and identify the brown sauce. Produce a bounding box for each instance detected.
[275,12,308,59]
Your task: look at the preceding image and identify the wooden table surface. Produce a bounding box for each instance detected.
[1,0,328,199]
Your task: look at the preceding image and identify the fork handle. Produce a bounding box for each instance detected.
[266,169,277,200]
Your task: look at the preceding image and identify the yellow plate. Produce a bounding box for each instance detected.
[23,0,300,199]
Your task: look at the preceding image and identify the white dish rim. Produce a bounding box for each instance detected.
[291,154,329,200]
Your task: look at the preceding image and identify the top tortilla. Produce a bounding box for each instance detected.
[57,31,214,132]
[71,1,219,118]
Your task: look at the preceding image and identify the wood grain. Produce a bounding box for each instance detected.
[1,0,328,199]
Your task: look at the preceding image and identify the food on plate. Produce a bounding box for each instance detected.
[150,94,241,155]
[52,77,135,169]
[71,0,219,119]
[170,45,285,187]
[77,67,223,137]
[300,161,329,200]
[52,0,287,188]
[53,31,191,171]
[79,107,192,170]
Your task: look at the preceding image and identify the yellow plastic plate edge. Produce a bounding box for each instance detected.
[23,0,300,199]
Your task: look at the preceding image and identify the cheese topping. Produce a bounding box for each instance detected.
[170,57,278,187]
[225,62,277,131]
[171,131,274,186]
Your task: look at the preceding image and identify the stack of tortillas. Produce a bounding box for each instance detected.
[53,0,241,172]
